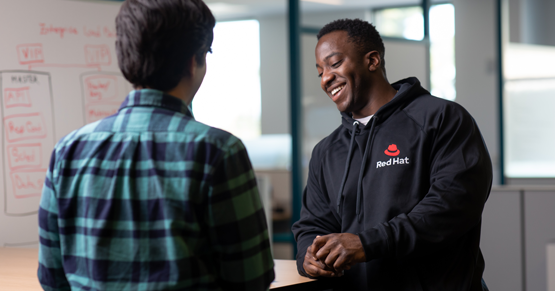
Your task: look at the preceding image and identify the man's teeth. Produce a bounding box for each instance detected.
[332,85,344,96]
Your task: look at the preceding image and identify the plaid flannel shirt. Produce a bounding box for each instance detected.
[38,89,275,290]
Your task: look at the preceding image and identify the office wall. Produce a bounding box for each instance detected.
[452,0,500,185]
[516,0,555,46]
[259,15,290,135]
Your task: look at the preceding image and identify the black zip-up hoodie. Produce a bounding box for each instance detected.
[292,77,492,291]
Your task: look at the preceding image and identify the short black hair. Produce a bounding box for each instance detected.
[317,18,386,70]
[116,0,215,91]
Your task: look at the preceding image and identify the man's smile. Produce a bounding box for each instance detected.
[331,84,345,96]
[329,83,346,102]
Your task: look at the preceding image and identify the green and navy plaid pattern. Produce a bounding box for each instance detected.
[38,89,275,291]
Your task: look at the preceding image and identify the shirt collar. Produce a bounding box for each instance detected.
[119,89,194,118]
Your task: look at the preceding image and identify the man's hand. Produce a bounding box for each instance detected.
[310,233,366,273]
[303,244,343,278]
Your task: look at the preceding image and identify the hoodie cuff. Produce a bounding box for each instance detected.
[357,226,390,262]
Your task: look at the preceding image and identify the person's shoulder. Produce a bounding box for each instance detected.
[184,119,243,153]
[403,94,476,130]
[55,119,105,149]
[404,93,458,112]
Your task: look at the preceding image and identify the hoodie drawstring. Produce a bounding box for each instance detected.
[336,121,360,214]
[356,116,378,222]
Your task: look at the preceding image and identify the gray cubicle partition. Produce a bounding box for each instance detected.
[481,188,523,291]
[548,241,555,291]
[482,186,555,291]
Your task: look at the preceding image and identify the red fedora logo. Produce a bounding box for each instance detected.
[384,144,400,156]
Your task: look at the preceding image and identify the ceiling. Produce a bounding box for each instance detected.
[82,0,446,22]
[204,0,424,20]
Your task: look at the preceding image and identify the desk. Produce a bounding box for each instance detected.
[0,247,321,291]
[0,247,41,291]
[270,259,322,290]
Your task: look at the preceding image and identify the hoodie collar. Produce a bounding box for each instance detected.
[341,77,428,131]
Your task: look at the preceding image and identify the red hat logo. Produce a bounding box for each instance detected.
[384,144,400,156]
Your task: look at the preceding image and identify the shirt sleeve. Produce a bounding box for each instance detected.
[358,104,493,260]
[38,149,71,291]
[206,138,275,290]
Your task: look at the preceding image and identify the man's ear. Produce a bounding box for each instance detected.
[188,52,208,78]
[188,56,198,78]
[364,50,381,72]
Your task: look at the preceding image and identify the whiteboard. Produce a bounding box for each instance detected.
[0,0,129,247]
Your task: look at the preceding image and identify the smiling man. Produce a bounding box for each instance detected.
[291,19,493,290]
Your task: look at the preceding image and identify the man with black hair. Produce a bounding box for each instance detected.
[292,18,492,290]
[38,0,274,290]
